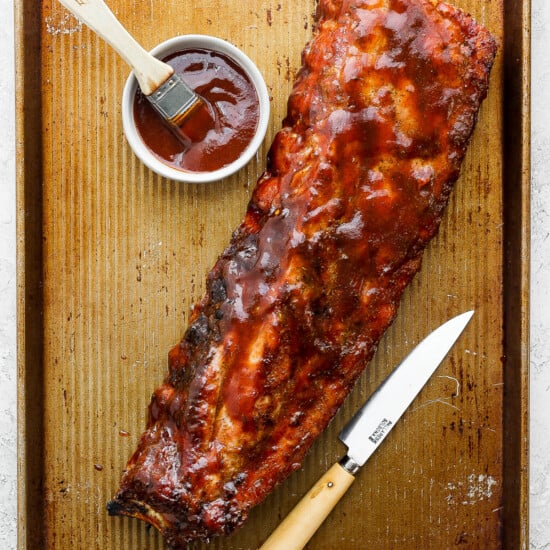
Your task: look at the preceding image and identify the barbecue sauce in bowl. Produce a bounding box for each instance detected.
[133,48,260,173]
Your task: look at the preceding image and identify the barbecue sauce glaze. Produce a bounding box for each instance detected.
[110,0,497,546]
[133,48,260,173]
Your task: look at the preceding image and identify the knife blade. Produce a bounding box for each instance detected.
[260,311,474,550]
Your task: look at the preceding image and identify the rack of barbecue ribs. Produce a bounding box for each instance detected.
[108,0,497,546]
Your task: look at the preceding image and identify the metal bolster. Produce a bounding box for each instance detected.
[339,455,360,475]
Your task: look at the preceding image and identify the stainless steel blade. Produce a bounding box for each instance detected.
[339,311,474,471]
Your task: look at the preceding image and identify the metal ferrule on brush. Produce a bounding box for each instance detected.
[147,74,201,127]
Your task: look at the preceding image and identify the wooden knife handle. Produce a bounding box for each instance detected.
[260,462,355,550]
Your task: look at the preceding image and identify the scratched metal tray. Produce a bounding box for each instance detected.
[16,0,530,548]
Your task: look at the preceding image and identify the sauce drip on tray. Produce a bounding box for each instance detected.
[133,48,260,173]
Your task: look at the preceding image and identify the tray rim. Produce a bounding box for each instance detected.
[15,1,531,548]
[501,0,531,547]
[16,0,47,548]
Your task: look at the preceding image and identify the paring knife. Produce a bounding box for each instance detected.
[260,310,474,550]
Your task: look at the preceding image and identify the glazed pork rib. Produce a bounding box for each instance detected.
[108,0,497,545]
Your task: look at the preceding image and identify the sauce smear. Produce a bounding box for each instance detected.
[134,48,260,173]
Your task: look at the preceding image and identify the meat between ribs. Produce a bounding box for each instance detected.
[108,0,497,546]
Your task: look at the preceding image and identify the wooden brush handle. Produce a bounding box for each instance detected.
[57,0,172,95]
[259,462,355,550]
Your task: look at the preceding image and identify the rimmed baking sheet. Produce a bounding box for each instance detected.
[16,0,530,548]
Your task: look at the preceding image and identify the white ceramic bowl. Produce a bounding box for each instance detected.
[122,35,270,183]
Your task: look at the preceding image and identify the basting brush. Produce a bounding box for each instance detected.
[58,0,215,144]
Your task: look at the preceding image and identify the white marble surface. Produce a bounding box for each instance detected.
[0,0,17,547]
[1,1,549,548]
[529,1,550,547]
